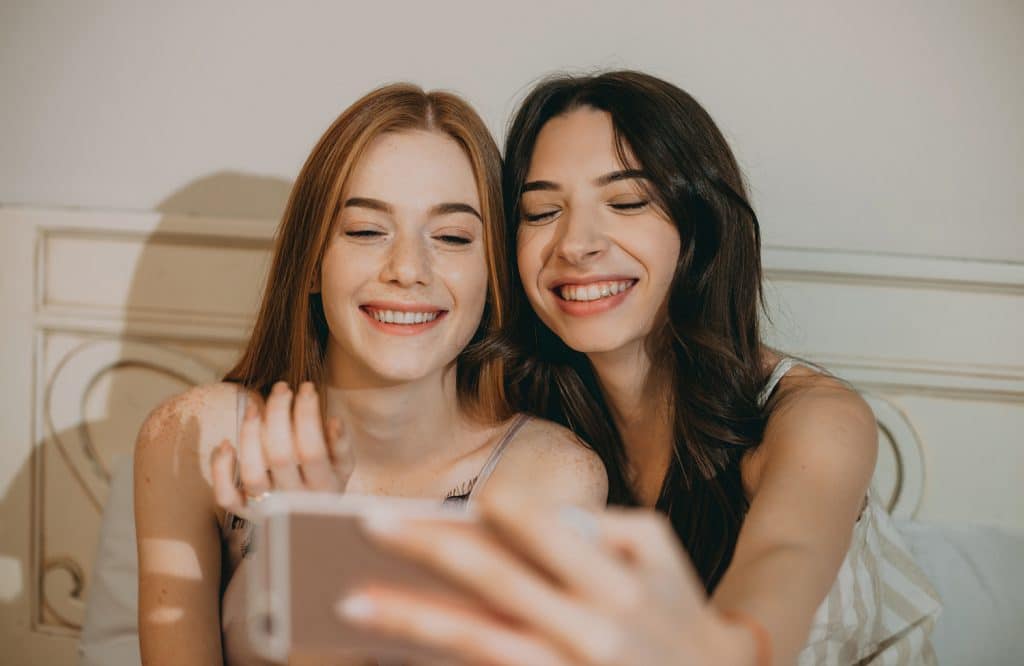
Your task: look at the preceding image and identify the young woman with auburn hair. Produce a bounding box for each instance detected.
[133,83,607,665]
[343,72,941,665]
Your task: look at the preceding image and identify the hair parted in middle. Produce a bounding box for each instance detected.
[226,83,512,422]
[502,70,771,591]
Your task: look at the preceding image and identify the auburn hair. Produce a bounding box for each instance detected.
[226,83,511,421]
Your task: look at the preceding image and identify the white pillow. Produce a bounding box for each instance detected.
[78,454,141,666]
[897,519,1024,665]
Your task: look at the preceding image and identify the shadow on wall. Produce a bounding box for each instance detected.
[156,172,293,219]
[0,171,291,664]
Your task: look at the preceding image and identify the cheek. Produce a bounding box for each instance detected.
[637,225,681,296]
[320,246,362,303]
[440,251,488,316]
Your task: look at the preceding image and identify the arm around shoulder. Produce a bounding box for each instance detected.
[713,378,878,663]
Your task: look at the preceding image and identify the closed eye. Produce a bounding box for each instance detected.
[523,210,558,224]
[345,229,385,238]
[609,200,649,212]
[436,234,472,246]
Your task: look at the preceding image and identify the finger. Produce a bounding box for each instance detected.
[599,508,694,574]
[238,397,271,496]
[262,382,303,490]
[211,440,245,515]
[478,489,640,608]
[362,516,624,665]
[291,382,339,491]
[338,586,571,666]
[597,509,705,613]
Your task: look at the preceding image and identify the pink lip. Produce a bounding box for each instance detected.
[550,279,637,317]
[359,303,448,336]
[548,274,638,290]
[361,301,446,313]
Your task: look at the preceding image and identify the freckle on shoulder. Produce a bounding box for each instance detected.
[137,382,241,448]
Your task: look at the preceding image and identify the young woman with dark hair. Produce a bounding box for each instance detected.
[133,83,606,665]
[343,72,941,665]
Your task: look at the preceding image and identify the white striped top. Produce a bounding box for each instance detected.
[762,359,942,664]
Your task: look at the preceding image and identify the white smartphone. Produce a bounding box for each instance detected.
[242,491,485,663]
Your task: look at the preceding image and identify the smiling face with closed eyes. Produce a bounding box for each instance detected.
[516,108,682,361]
[319,129,488,387]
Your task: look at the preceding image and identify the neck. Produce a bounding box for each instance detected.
[324,358,470,472]
[588,341,674,505]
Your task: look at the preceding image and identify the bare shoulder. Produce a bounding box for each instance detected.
[746,366,878,497]
[482,416,609,508]
[135,381,250,485]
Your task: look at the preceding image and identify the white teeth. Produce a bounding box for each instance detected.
[369,309,440,325]
[558,280,634,302]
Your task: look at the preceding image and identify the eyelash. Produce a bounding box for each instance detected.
[611,200,649,211]
[522,200,649,223]
[437,234,471,246]
[344,230,471,246]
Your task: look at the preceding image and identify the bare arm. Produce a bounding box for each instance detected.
[135,384,234,665]
[711,379,878,664]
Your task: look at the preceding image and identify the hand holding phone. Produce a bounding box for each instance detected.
[243,492,488,663]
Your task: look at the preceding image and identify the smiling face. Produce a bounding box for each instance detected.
[516,108,682,358]
[320,129,488,386]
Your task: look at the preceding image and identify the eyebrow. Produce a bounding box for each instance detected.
[343,197,482,221]
[522,169,648,193]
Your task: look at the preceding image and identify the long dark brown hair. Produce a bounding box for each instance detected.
[503,71,770,591]
[226,83,512,422]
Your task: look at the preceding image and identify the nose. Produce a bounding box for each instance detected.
[553,208,607,265]
[380,231,431,287]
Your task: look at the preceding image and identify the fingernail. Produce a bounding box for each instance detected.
[273,381,289,394]
[336,594,374,620]
[299,381,316,396]
[361,511,403,536]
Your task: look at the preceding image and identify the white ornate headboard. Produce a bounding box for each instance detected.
[762,246,1024,526]
[0,207,1021,661]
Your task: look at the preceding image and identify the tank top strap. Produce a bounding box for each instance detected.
[757,357,800,407]
[220,386,249,533]
[465,413,531,504]
[757,356,832,408]
[236,384,247,442]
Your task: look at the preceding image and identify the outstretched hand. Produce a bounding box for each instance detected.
[339,490,758,666]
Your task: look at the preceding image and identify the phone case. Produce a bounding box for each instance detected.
[244,492,483,662]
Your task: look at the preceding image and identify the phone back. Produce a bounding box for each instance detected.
[245,492,483,662]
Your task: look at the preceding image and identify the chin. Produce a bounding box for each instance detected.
[364,359,443,384]
[556,329,638,356]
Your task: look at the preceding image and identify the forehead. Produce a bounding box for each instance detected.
[527,108,638,181]
[345,129,480,205]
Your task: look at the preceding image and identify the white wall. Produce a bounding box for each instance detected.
[1,0,1022,261]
